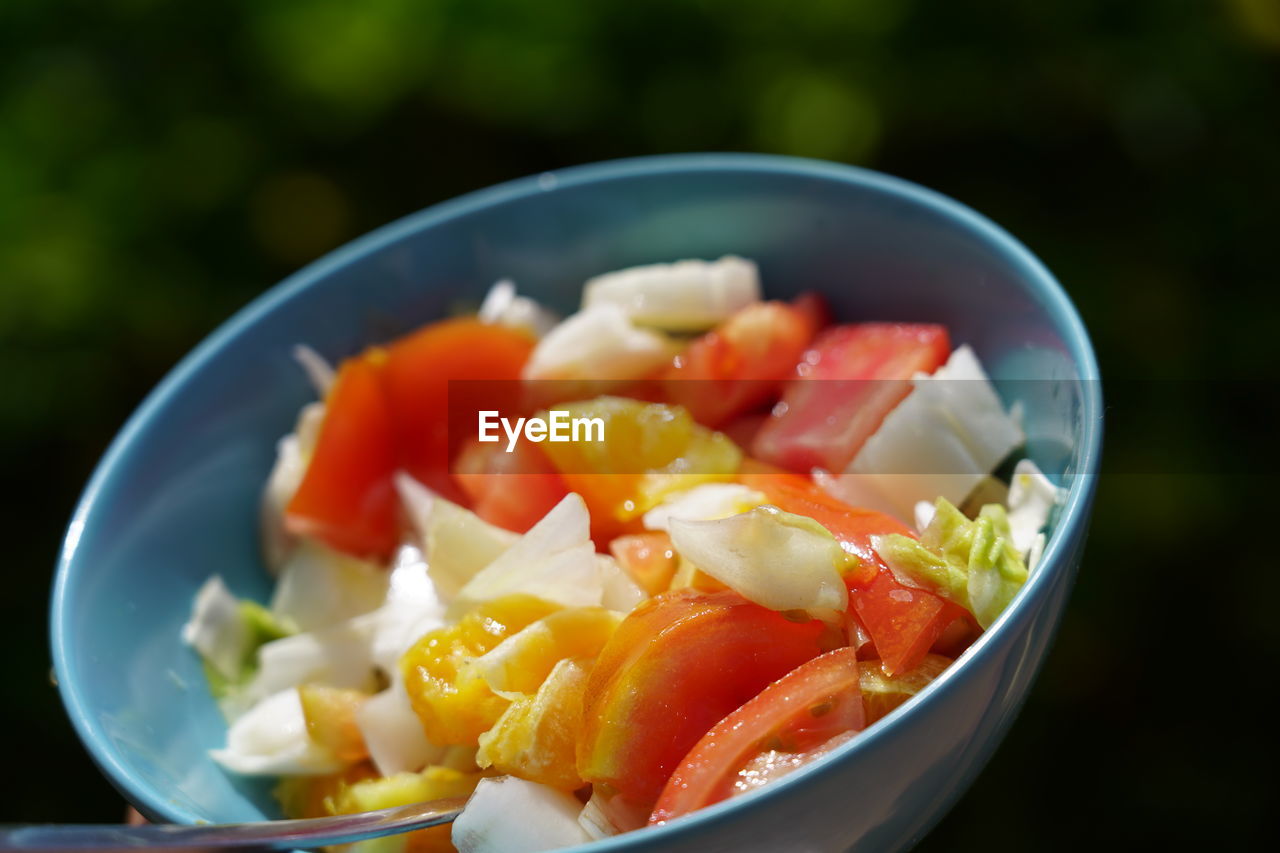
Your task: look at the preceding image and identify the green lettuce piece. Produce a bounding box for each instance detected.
[201,599,292,699]
[873,498,1028,629]
[966,506,1028,628]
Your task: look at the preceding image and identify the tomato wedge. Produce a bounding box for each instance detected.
[650,646,866,824]
[285,356,399,559]
[453,437,568,534]
[578,590,831,808]
[752,323,950,473]
[657,299,821,428]
[850,568,961,676]
[381,317,535,500]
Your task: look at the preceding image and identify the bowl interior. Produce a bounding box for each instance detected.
[51,155,1099,828]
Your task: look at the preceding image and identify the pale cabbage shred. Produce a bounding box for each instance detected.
[182,256,1068,853]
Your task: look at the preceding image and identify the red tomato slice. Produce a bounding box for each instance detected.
[578,589,831,808]
[650,646,866,824]
[738,463,961,675]
[285,356,399,560]
[752,323,950,473]
[657,299,820,428]
[453,437,569,534]
[850,568,960,676]
[380,318,535,500]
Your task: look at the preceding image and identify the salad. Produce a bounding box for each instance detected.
[183,256,1064,852]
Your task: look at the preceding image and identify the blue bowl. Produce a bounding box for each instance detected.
[51,154,1101,851]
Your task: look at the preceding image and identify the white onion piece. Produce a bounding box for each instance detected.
[365,545,447,674]
[478,279,559,338]
[231,617,378,719]
[452,777,593,853]
[668,506,848,613]
[396,473,519,603]
[356,680,444,777]
[291,344,335,397]
[596,554,646,612]
[831,346,1023,521]
[260,402,325,573]
[181,576,248,681]
[641,483,767,532]
[577,791,620,841]
[1007,458,1065,557]
[453,493,602,613]
[270,540,388,633]
[582,256,761,332]
[521,304,678,382]
[210,688,341,776]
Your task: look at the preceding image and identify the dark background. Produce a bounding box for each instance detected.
[3,0,1276,848]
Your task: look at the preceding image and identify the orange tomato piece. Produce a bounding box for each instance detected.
[285,356,400,560]
[577,589,831,809]
[657,299,820,428]
[381,317,535,500]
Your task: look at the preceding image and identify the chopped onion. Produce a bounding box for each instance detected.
[260,402,325,573]
[452,777,593,853]
[229,617,378,719]
[668,506,848,613]
[365,545,447,674]
[356,680,445,777]
[581,256,761,332]
[830,346,1023,520]
[596,554,646,612]
[269,540,388,633]
[641,482,767,532]
[396,473,518,603]
[181,576,249,681]
[521,304,678,382]
[291,344,335,397]
[1006,458,1065,558]
[210,688,341,776]
[453,494,602,613]
[478,279,559,338]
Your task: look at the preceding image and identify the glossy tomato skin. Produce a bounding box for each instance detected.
[657,299,820,428]
[752,323,951,473]
[453,437,568,534]
[850,568,963,676]
[577,589,830,809]
[650,646,866,824]
[380,317,535,500]
[286,318,534,559]
[285,356,399,560]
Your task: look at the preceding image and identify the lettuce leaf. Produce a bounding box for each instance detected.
[183,576,292,698]
[872,498,1028,629]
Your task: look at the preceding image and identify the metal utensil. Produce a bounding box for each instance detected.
[0,797,467,851]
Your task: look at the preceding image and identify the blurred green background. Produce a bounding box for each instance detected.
[3,0,1276,847]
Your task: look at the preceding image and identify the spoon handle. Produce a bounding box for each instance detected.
[0,798,467,850]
